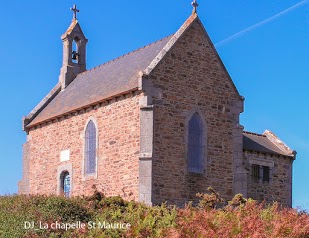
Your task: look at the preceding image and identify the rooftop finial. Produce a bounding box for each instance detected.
[191,0,199,14]
[70,4,80,20]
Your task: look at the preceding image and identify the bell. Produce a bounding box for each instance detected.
[72,51,78,60]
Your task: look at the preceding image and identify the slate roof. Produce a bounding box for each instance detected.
[25,13,244,128]
[28,35,173,126]
[243,131,293,157]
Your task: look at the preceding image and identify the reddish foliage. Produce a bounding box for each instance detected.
[167,201,309,238]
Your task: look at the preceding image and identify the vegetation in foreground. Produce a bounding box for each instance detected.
[0,188,308,238]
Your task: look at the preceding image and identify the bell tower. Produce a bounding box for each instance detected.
[59,5,88,90]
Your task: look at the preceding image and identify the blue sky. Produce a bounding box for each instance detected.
[0,1,308,210]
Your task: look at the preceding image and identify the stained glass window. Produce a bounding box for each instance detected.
[63,172,70,198]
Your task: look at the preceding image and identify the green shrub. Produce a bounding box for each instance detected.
[0,195,91,238]
[0,191,308,238]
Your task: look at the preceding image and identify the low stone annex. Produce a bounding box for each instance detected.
[19,4,296,207]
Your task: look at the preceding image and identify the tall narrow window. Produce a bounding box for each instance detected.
[60,171,70,198]
[85,120,96,175]
[188,113,204,173]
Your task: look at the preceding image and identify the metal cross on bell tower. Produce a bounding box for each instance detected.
[70,4,80,20]
[192,0,199,14]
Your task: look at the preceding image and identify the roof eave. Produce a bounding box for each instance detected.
[23,83,62,131]
[243,149,295,160]
[263,130,295,158]
[25,87,140,130]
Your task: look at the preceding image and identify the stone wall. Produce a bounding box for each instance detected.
[18,142,30,194]
[25,92,141,200]
[147,18,244,206]
[245,150,293,207]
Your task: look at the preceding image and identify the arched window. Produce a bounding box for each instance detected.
[60,171,70,198]
[187,113,204,173]
[85,120,97,175]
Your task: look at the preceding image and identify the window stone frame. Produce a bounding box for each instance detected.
[82,116,99,181]
[184,109,207,176]
[57,163,73,197]
[249,157,274,184]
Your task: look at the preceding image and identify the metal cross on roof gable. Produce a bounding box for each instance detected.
[70,5,80,20]
[192,0,199,14]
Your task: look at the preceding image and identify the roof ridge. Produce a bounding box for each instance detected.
[77,34,173,77]
[243,130,266,137]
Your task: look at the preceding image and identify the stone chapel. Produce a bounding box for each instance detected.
[19,4,296,207]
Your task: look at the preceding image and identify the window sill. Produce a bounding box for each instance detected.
[251,178,271,185]
[83,173,97,181]
[188,171,205,177]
